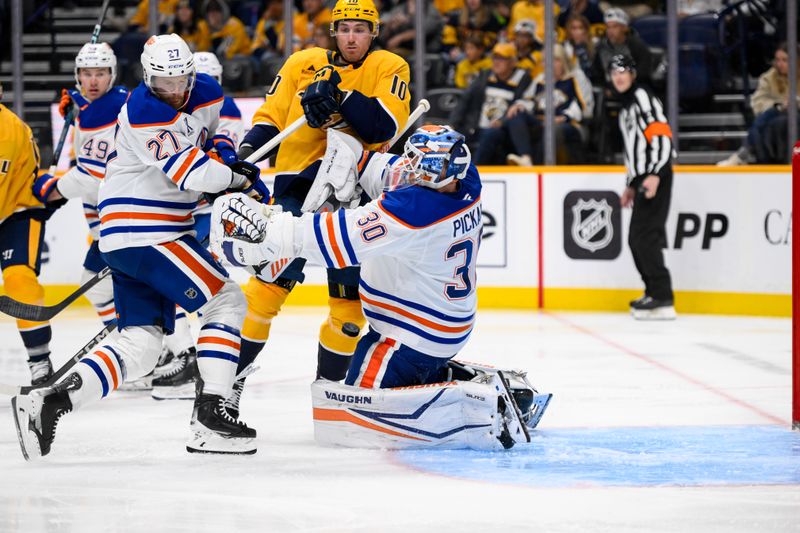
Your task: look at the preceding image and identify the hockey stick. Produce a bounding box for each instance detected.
[48,0,112,175]
[244,115,306,165]
[0,227,216,320]
[0,266,111,321]
[0,322,115,396]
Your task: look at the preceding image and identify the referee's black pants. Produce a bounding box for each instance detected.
[628,170,674,301]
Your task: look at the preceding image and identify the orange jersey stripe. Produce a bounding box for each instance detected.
[100,212,193,223]
[97,307,116,317]
[95,350,119,390]
[313,408,428,441]
[161,241,225,295]
[192,96,224,111]
[130,114,180,129]
[324,212,346,268]
[360,338,396,388]
[197,335,241,350]
[170,148,200,185]
[644,121,673,143]
[360,293,472,333]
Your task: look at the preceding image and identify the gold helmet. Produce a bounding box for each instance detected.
[330,0,380,37]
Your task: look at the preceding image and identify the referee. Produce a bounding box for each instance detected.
[610,55,676,320]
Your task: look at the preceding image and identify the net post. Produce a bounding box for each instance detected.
[793,141,800,431]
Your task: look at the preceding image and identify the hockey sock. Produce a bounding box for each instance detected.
[196,323,240,397]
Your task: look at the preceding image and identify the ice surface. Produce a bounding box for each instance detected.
[0,308,797,533]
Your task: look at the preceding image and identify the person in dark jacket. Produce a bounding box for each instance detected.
[591,7,653,87]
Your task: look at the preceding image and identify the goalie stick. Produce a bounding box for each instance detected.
[252,99,431,282]
[0,322,115,396]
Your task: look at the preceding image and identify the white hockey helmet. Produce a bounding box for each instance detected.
[74,42,117,92]
[141,34,196,105]
[193,52,223,84]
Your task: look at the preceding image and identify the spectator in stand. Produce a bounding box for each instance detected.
[591,8,652,87]
[563,14,595,78]
[293,0,332,51]
[204,0,252,59]
[504,43,593,165]
[557,0,604,36]
[442,0,507,64]
[251,0,285,60]
[204,0,252,89]
[170,0,211,52]
[508,0,560,43]
[454,34,492,89]
[513,19,544,79]
[434,0,465,17]
[718,42,800,165]
[128,0,179,32]
[449,42,532,164]
[380,0,444,57]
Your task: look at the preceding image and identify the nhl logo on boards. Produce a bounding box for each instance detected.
[185,287,198,299]
[563,191,621,260]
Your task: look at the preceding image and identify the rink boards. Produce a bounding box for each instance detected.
[42,101,792,317]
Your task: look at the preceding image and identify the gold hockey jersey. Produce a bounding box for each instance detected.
[0,104,43,223]
[252,47,411,176]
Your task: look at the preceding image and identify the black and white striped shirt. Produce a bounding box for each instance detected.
[618,85,674,187]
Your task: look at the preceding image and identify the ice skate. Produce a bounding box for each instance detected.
[631,296,677,320]
[151,348,198,400]
[186,384,257,455]
[11,382,73,461]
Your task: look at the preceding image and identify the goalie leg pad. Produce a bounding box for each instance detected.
[311,377,518,451]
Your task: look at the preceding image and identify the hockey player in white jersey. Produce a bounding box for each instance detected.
[213,125,551,450]
[32,42,126,328]
[148,52,247,400]
[11,34,270,460]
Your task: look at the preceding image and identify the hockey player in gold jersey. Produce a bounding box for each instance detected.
[234,0,410,413]
[0,84,55,386]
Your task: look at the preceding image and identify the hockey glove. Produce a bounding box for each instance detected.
[302,129,364,212]
[212,134,237,165]
[32,173,60,203]
[58,89,89,118]
[301,67,343,129]
[211,193,296,267]
[229,161,272,203]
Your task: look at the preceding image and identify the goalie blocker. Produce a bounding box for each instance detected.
[312,362,552,451]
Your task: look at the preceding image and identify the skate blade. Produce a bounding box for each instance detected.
[186,430,256,455]
[118,378,153,392]
[11,396,40,461]
[525,392,553,430]
[496,371,531,445]
[631,306,677,321]
[151,382,196,401]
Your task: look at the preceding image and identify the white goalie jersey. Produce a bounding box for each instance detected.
[296,164,482,358]
[57,87,128,239]
[98,74,235,252]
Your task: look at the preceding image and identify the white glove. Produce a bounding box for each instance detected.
[301,129,363,213]
[210,192,297,267]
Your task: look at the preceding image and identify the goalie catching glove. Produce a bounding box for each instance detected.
[210,193,298,268]
[301,129,364,213]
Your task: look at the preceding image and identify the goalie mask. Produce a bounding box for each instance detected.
[141,34,196,109]
[402,125,471,190]
[74,42,117,94]
[193,51,223,84]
